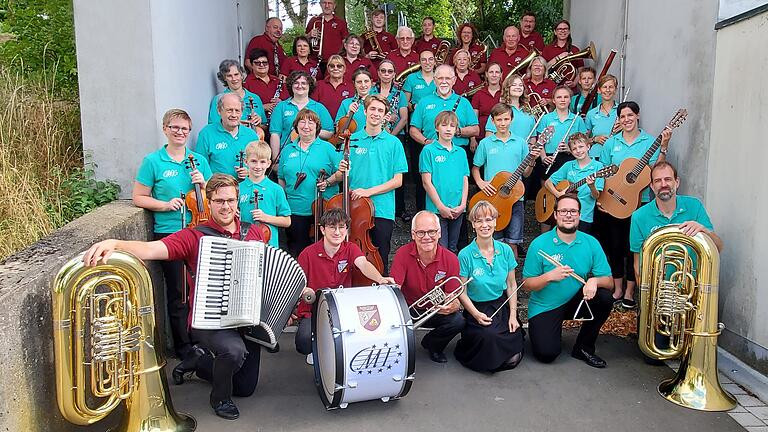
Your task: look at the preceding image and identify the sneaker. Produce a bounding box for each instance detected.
[211,398,240,420]
[306,353,314,365]
[621,299,637,310]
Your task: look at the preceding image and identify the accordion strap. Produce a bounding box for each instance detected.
[194,222,252,241]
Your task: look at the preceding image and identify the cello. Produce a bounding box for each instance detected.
[183,155,210,227]
[325,136,385,285]
[310,169,329,241]
[250,189,272,242]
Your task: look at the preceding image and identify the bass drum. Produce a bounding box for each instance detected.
[311,284,415,410]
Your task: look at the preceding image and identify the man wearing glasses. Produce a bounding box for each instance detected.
[522,193,614,368]
[390,211,465,363]
[83,174,267,420]
[385,26,420,75]
[245,17,286,76]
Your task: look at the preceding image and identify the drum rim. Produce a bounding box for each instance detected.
[311,289,345,409]
[389,285,417,400]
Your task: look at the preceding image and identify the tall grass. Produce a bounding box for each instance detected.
[0,64,84,260]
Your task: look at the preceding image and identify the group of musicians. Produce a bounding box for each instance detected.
[82,5,723,421]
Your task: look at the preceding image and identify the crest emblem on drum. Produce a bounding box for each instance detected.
[357,305,381,331]
[337,259,348,273]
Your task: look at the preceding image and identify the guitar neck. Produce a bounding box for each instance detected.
[631,131,664,175]
[504,148,539,188]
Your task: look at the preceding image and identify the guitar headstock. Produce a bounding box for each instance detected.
[536,125,555,146]
[597,164,619,178]
[667,109,688,130]
[184,154,198,171]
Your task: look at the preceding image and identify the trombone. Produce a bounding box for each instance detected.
[410,276,472,328]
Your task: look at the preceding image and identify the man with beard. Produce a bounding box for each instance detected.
[522,193,614,367]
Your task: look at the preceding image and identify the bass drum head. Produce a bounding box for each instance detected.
[311,290,344,409]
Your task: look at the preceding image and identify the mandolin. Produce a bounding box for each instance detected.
[183,155,210,227]
[534,164,618,223]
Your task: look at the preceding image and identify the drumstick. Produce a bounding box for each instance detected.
[537,250,586,285]
[489,280,527,319]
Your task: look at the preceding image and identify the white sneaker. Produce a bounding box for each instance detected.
[306,354,314,365]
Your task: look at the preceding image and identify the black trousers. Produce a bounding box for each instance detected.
[528,288,613,363]
[295,318,312,355]
[191,328,261,403]
[406,136,426,212]
[371,217,394,274]
[593,210,635,281]
[395,135,407,215]
[154,233,193,358]
[418,311,466,353]
[286,214,314,258]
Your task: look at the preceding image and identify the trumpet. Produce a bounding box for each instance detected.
[548,41,596,85]
[410,276,471,328]
[523,91,549,120]
[362,12,386,60]
[309,16,324,57]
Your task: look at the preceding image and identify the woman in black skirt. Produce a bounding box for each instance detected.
[455,200,524,372]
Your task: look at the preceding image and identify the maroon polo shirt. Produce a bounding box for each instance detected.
[488,45,530,78]
[448,44,487,71]
[306,15,349,61]
[525,78,557,101]
[414,36,444,54]
[244,74,288,106]
[343,57,377,82]
[362,30,397,56]
[542,43,584,69]
[245,33,287,77]
[296,240,364,318]
[385,49,420,75]
[161,217,265,326]
[453,71,483,96]
[390,242,460,308]
[520,31,545,53]
[471,86,501,137]
[280,56,323,80]
[312,79,354,119]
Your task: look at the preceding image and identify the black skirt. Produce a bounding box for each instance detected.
[454,294,525,372]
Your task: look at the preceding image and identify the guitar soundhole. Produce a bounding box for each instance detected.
[625,172,636,184]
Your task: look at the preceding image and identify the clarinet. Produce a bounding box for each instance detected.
[544,114,579,175]
[386,83,403,132]
[266,77,284,122]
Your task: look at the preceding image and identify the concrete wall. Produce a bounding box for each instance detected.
[568,0,718,199]
[0,202,161,432]
[706,10,768,374]
[74,0,267,197]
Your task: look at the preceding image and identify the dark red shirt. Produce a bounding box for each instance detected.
[312,79,354,119]
[414,36,444,54]
[453,71,483,97]
[390,242,460,307]
[306,15,349,61]
[542,43,584,69]
[244,74,288,107]
[280,56,322,80]
[245,33,287,77]
[362,30,397,56]
[161,218,265,326]
[448,44,487,72]
[525,78,557,101]
[488,45,531,78]
[385,49,420,75]
[471,86,501,137]
[520,31,545,53]
[296,240,364,318]
[343,56,377,82]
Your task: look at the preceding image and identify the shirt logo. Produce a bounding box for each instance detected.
[614,145,622,152]
[162,169,179,178]
[331,22,338,29]
[468,81,476,87]
[514,56,522,63]
[415,84,425,90]
[549,253,565,264]
[239,193,249,203]
[288,151,299,158]
[435,270,446,282]
[342,90,350,97]
[542,89,550,95]
[215,142,228,150]
[285,109,295,116]
[472,268,485,278]
[338,259,348,273]
[355,147,368,155]
[488,147,499,155]
[434,155,446,163]
[426,103,437,110]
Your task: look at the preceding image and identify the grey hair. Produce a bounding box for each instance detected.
[396,26,415,39]
[217,59,247,87]
[410,210,440,231]
[216,92,244,113]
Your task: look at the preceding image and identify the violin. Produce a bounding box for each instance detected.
[328,95,361,148]
[184,155,210,227]
[325,136,384,285]
[310,169,329,241]
[250,190,272,242]
[245,96,266,141]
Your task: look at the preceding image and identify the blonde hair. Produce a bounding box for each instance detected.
[434,111,459,128]
[245,140,272,160]
[469,200,499,222]
[162,109,191,127]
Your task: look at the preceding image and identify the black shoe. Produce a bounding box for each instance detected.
[621,299,637,310]
[428,350,448,363]
[172,345,204,385]
[211,398,240,420]
[571,348,607,368]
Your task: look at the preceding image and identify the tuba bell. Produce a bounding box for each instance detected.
[435,40,452,65]
[547,41,596,85]
[52,251,196,431]
[638,225,736,411]
[504,47,540,82]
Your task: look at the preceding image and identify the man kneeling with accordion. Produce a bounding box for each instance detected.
[83,173,308,420]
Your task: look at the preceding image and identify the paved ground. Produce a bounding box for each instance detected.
[168,331,743,432]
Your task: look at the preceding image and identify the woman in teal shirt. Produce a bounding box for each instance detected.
[585,74,618,160]
[335,69,373,131]
[455,201,524,372]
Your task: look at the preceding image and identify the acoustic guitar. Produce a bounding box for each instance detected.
[534,164,618,223]
[597,109,687,219]
[468,126,554,231]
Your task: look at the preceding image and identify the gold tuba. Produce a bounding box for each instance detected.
[504,47,540,82]
[52,251,196,431]
[638,225,736,411]
[435,40,452,65]
[395,63,422,83]
[547,41,596,85]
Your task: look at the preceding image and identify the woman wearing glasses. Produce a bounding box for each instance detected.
[208,59,266,131]
[452,23,487,74]
[133,109,212,374]
[244,49,289,126]
[341,34,377,82]
[280,36,323,80]
[454,200,524,372]
[543,20,584,71]
[312,54,354,119]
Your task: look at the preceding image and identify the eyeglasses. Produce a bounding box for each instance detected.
[324,224,347,231]
[556,209,580,216]
[293,81,309,87]
[166,125,191,134]
[253,60,269,66]
[379,68,395,73]
[328,64,344,69]
[556,27,570,32]
[210,198,238,206]
[413,229,439,238]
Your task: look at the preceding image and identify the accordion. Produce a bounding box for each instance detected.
[192,236,307,350]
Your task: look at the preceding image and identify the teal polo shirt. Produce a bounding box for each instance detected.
[599,129,658,202]
[335,97,368,131]
[548,159,605,223]
[238,177,291,248]
[348,129,408,220]
[585,103,617,159]
[419,141,469,212]
[458,239,518,302]
[370,85,409,135]
[473,134,529,200]
[629,195,713,253]
[208,88,266,125]
[135,145,213,234]
[523,230,611,318]
[195,122,260,177]
[485,106,537,142]
[403,72,436,106]
[410,92,478,147]
[536,111,587,154]
[278,138,342,216]
[269,99,334,147]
